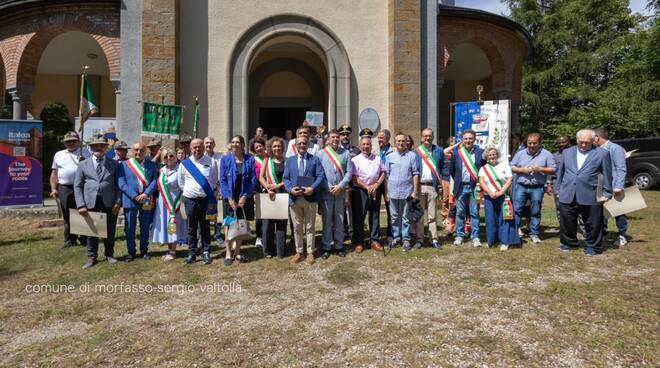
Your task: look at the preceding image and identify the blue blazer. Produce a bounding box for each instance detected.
[556,146,612,205]
[219,153,256,200]
[283,153,324,204]
[442,145,485,197]
[414,144,444,189]
[118,159,158,209]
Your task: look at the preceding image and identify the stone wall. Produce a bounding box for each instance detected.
[141,0,177,105]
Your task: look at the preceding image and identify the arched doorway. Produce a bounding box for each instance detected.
[248,39,328,138]
[228,14,351,139]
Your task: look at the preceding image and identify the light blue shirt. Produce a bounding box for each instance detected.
[385,150,419,199]
[601,141,627,190]
[316,146,353,195]
[577,149,590,171]
[510,148,557,185]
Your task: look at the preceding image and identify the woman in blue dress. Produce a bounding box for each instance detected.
[152,149,188,260]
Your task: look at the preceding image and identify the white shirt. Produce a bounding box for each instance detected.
[286,139,319,158]
[420,159,434,183]
[478,161,513,193]
[177,155,218,199]
[92,155,104,171]
[51,148,92,185]
[577,149,590,170]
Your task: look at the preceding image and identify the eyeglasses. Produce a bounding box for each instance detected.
[165,154,176,158]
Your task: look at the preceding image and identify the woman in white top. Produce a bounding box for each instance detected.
[152,149,188,260]
[477,145,521,250]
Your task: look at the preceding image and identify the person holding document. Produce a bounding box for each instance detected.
[258,137,287,259]
[179,138,219,265]
[316,129,353,259]
[283,136,324,265]
[118,143,158,261]
[74,135,121,269]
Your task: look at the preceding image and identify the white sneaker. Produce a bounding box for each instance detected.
[472,238,482,247]
[453,237,463,246]
[255,237,263,248]
[500,244,509,251]
[530,235,542,244]
[614,235,628,247]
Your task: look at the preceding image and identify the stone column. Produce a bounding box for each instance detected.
[8,86,32,120]
[388,0,422,138]
[421,0,438,143]
[119,0,143,144]
[111,79,121,124]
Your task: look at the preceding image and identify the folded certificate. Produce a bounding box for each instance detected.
[604,185,648,218]
[297,175,314,188]
[70,210,108,238]
[255,193,289,220]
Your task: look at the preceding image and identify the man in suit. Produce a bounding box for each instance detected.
[443,129,485,247]
[74,135,122,269]
[414,128,444,249]
[283,136,324,265]
[555,129,612,256]
[118,143,158,261]
[594,127,629,246]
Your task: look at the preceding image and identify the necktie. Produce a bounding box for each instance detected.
[298,155,305,175]
[96,158,103,177]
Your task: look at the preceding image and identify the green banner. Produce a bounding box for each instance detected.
[142,102,182,138]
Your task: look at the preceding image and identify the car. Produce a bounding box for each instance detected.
[613,137,660,190]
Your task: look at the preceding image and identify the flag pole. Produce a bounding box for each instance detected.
[193,96,199,138]
[78,65,89,159]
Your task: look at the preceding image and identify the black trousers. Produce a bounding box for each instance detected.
[262,219,287,257]
[185,197,211,256]
[58,184,86,245]
[86,196,116,259]
[351,187,383,245]
[559,200,604,253]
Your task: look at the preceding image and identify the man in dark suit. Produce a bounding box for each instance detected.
[74,135,122,269]
[443,129,485,247]
[283,136,324,265]
[555,129,612,256]
[118,143,158,261]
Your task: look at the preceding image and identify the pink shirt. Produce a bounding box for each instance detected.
[351,153,384,185]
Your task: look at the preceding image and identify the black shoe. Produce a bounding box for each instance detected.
[321,251,330,260]
[125,255,135,262]
[184,255,196,264]
[337,250,346,257]
[141,254,151,260]
[224,258,233,267]
[62,242,75,249]
[202,252,212,265]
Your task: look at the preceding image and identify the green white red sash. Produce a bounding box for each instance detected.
[157,168,182,229]
[483,163,513,220]
[416,145,441,183]
[323,146,344,178]
[126,158,150,189]
[291,142,298,156]
[254,155,265,168]
[264,157,280,185]
[457,146,478,182]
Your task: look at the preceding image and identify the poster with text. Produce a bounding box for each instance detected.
[453,100,510,161]
[0,120,43,207]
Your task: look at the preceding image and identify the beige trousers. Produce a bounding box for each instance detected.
[289,197,317,255]
[416,185,439,241]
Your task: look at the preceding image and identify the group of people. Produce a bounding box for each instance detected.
[49,122,629,269]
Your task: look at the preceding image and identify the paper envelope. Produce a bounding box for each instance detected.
[70,210,108,238]
[255,193,289,220]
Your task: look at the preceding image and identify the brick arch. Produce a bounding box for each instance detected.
[0,52,5,94]
[445,37,507,94]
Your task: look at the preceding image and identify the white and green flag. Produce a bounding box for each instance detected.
[78,74,98,132]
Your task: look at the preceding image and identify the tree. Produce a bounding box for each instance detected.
[504,0,659,143]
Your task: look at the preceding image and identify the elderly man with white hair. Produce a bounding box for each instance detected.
[555,129,612,256]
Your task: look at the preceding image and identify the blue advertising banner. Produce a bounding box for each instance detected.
[0,120,43,207]
[453,100,510,161]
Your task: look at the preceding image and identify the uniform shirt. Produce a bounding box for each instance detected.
[51,147,92,185]
[385,150,419,199]
[177,154,218,198]
[351,153,384,186]
[478,162,513,193]
[510,148,556,186]
[286,139,319,158]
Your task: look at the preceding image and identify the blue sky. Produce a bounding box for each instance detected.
[455,0,652,16]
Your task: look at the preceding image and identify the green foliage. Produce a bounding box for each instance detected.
[1,91,11,119]
[504,0,660,143]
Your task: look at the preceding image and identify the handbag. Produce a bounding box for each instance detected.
[226,208,252,241]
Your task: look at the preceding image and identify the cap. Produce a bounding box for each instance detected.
[338,124,352,134]
[62,131,80,142]
[89,135,108,146]
[179,134,192,143]
[114,140,128,150]
[359,128,373,137]
[146,137,162,147]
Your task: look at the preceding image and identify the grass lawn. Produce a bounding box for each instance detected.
[0,192,658,367]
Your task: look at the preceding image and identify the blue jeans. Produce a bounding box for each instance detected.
[455,185,479,239]
[604,214,628,237]
[124,207,154,257]
[513,185,544,236]
[389,198,411,242]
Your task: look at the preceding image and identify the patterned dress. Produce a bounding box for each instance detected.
[152,165,188,244]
